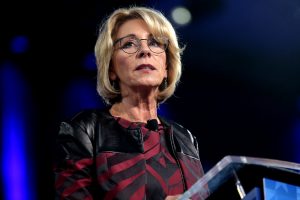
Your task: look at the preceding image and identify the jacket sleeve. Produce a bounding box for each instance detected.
[53,120,96,200]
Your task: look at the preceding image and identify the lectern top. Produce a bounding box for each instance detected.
[178,155,300,200]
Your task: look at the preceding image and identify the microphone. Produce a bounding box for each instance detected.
[146,119,158,131]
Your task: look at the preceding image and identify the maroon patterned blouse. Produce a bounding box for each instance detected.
[115,117,184,198]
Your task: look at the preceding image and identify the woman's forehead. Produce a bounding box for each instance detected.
[115,19,150,37]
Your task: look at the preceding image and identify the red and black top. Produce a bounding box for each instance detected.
[53,109,206,200]
[114,117,184,198]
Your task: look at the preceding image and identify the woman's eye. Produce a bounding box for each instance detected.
[122,41,135,49]
[148,39,160,46]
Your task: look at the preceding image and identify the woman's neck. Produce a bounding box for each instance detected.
[109,99,159,123]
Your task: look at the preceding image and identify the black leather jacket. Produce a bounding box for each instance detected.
[54,108,205,199]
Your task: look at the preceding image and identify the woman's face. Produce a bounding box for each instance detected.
[111,19,167,93]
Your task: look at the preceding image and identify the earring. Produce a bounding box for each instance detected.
[159,78,168,91]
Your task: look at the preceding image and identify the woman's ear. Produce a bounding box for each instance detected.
[109,64,117,80]
[109,70,117,81]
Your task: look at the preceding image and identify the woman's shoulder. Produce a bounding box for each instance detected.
[67,108,111,123]
[57,108,112,141]
[58,108,112,134]
[160,116,199,154]
[160,116,195,139]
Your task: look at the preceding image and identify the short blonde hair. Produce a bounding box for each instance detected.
[95,6,184,105]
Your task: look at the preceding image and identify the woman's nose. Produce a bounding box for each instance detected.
[137,40,151,57]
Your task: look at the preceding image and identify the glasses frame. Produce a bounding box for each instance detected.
[113,35,169,54]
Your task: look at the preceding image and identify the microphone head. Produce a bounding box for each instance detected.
[146,119,158,131]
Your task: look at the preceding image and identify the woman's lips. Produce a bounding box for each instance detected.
[135,64,156,70]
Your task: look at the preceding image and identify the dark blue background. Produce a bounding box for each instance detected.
[1,0,300,199]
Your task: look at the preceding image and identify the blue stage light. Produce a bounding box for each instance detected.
[1,62,36,200]
[10,36,29,54]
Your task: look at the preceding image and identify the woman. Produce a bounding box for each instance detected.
[53,6,207,200]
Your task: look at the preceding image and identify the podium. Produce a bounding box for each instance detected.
[178,155,300,200]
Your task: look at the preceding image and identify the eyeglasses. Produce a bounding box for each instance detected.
[113,35,169,54]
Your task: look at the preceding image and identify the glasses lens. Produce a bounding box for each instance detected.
[148,37,169,54]
[118,36,139,54]
[116,36,169,54]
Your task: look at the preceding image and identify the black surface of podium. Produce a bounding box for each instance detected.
[178,155,300,200]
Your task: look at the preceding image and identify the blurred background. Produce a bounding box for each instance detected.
[1,0,300,199]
